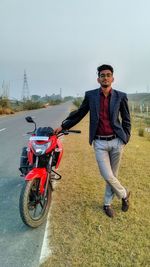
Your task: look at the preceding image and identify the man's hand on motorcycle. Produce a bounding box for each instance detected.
[54,126,63,134]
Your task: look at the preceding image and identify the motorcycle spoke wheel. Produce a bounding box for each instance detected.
[19,178,52,228]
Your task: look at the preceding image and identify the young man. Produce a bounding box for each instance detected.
[55,64,131,218]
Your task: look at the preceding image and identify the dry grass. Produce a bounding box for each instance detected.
[0,107,15,115]
[41,116,150,267]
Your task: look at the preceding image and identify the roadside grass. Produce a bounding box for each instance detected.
[41,116,150,267]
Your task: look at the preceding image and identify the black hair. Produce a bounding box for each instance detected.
[97,64,114,77]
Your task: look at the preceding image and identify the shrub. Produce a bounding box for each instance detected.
[0,98,15,115]
[3,108,15,114]
[49,99,62,105]
[0,97,10,108]
[73,97,83,108]
[138,128,144,137]
[0,106,3,115]
[145,117,150,126]
[22,100,43,110]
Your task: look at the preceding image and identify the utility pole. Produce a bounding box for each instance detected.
[22,70,30,101]
[60,88,62,99]
[2,80,9,98]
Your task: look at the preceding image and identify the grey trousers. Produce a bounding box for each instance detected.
[93,138,127,205]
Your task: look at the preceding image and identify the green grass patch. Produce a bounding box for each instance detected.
[41,116,150,267]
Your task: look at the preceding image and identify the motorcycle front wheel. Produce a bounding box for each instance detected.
[19,178,52,228]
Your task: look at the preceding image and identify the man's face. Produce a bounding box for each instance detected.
[97,69,114,88]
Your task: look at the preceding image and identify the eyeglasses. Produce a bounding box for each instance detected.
[99,73,113,78]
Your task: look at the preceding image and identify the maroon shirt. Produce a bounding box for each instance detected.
[96,88,114,136]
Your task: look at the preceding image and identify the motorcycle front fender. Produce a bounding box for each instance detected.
[25,168,47,194]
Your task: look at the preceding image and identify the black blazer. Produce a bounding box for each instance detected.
[62,88,131,145]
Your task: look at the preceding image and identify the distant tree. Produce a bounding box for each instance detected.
[31,95,41,102]
[64,96,74,101]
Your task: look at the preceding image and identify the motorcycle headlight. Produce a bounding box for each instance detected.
[32,141,52,155]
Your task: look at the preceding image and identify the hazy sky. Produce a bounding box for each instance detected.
[0,0,150,99]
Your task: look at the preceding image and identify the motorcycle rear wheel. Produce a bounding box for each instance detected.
[19,178,52,228]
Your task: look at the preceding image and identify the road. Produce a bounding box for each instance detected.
[0,102,72,267]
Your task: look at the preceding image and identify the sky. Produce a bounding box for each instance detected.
[0,0,150,99]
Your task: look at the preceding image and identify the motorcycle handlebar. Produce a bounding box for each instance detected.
[57,129,81,137]
[66,130,81,134]
[24,130,81,137]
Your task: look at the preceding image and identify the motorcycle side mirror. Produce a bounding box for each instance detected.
[25,116,35,123]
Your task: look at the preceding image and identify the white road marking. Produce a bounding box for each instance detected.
[39,139,64,265]
[0,128,6,132]
[39,211,52,265]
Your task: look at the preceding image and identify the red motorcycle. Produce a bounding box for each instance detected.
[19,116,81,228]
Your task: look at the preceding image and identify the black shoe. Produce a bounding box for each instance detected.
[103,205,114,218]
[122,191,130,212]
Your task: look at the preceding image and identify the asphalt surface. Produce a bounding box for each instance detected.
[0,102,72,267]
